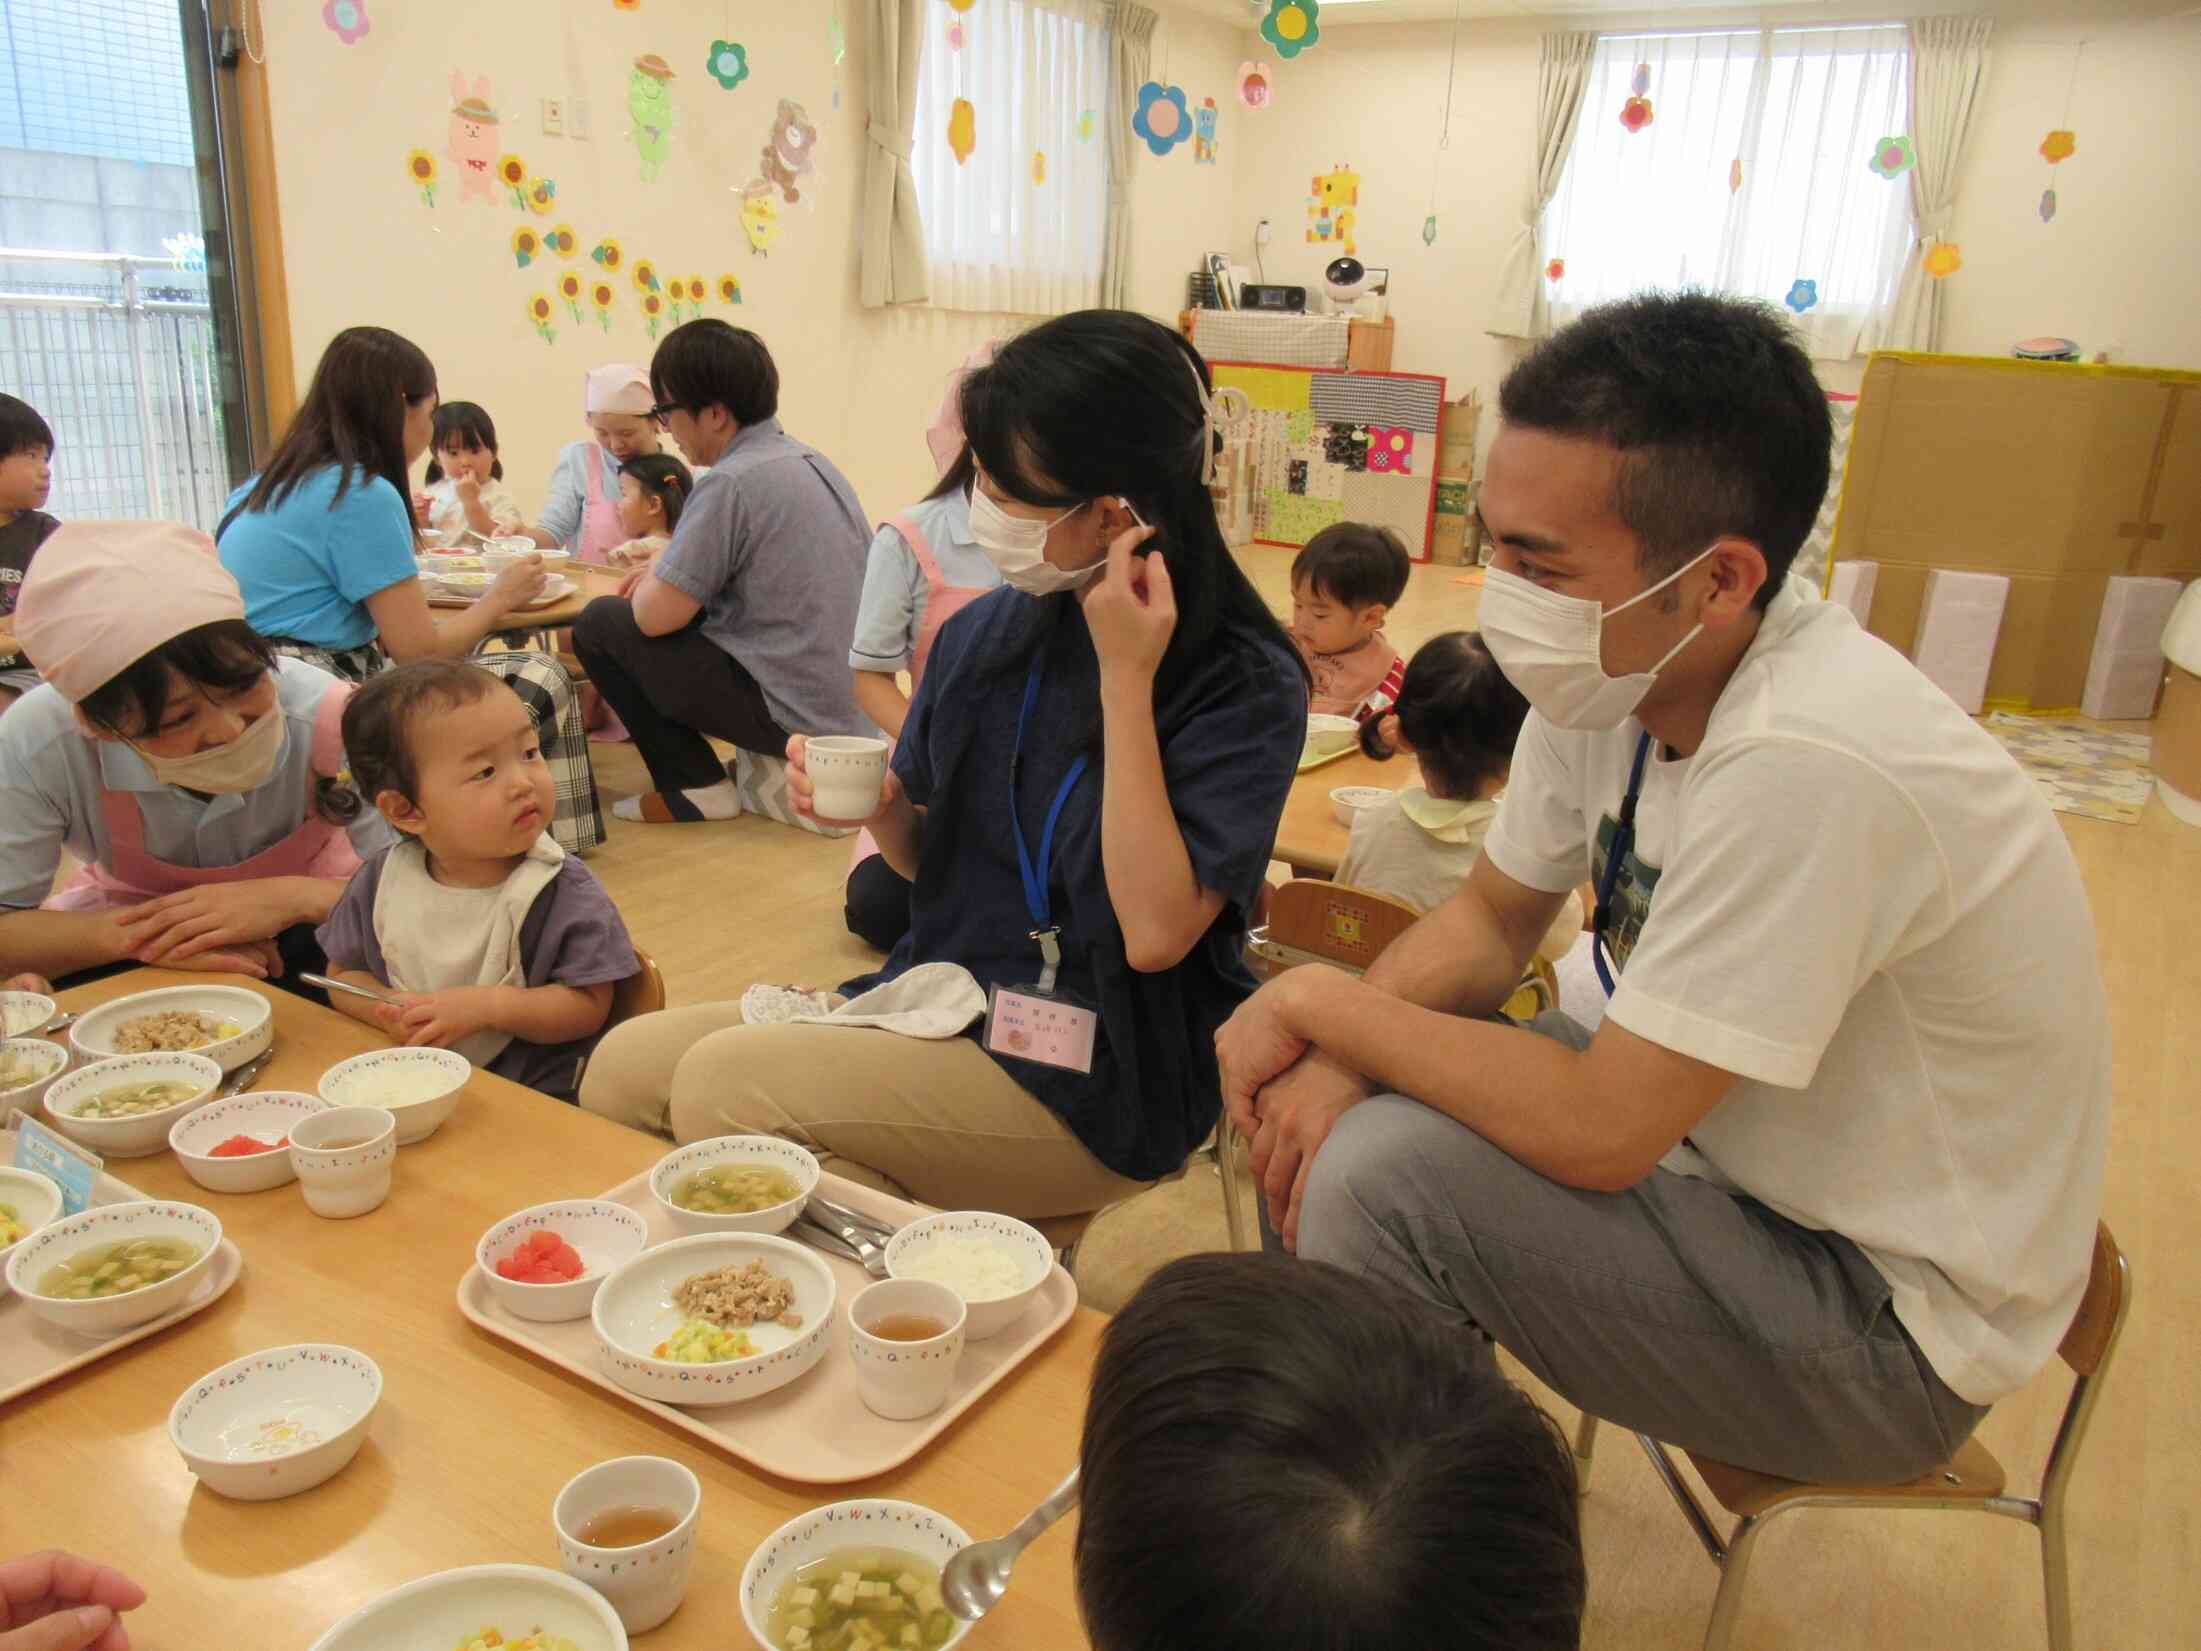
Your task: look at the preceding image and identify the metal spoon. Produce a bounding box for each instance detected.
[940,1468,1081,1624]
[808,1193,897,1248]
[299,972,402,1007]
[215,1051,272,1098]
[795,1211,888,1279]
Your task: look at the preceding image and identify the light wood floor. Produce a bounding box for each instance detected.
[581,547,2197,1650]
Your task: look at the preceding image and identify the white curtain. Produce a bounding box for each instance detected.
[1542,25,1914,360]
[1886,15,1992,352]
[1099,2,1157,310]
[860,0,931,308]
[1490,32,1598,340]
[909,0,1114,316]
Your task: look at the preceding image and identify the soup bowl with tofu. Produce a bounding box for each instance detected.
[43,1052,224,1158]
[740,1499,974,1651]
[5,1198,224,1334]
[649,1135,819,1237]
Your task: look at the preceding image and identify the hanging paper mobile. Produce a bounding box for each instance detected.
[2039,129,2076,164]
[1630,62,1651,96]
[1619,96,1653,134]
[1868,135,1915,179]
[1238,61,1274,108]
[323,0,370,45]
[1729,157,1743,193]
[739,182,782,253]
[445,75,501,205]
[1923,242,1963,279]
[1784,278,1819,314]
[526,293,557,345]
[1133,82,1192,157]
[613,0,639,10]
[1195,98,1219,165]
[405,149,438,207]
[947,97,977,165]
[1422,214,1437,246]
[1306,163,1359,254]
[1261,1,1320,61]
[1545,257,1565,282]
[947,20,966,49]
[630,54,678,182]
[2039,188,2057,223]
[708,40,750,90]
[945,0,974,9]
[760,99,820,204]
[1032,150,1047,185]
[1077,109,1097,142]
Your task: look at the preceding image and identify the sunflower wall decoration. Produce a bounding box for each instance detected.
[557,272,585,322]
[717,273,744,306]
[497,153,530,209]
[526,292,557,344]
[512,226,541,269]
[590,279,617,331]
[405,149,438,207]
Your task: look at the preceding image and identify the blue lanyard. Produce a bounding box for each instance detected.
[1592,731,1653,997]
[1011,661,1089,983]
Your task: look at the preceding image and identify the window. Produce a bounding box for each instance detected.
[910,0,1111,316]
[1544,25,1913,358]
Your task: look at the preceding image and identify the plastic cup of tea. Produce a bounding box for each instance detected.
[553,1454,703,1634]
[805,736,891,823]
[847,1278,966,1421]
[287,1106,396,1219]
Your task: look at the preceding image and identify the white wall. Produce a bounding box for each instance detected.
[1221,10,2201,473]
[253,1,1241,524]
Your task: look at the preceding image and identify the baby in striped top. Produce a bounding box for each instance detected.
[1288,521,1410,722]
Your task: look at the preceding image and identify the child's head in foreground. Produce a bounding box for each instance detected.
[1360,630,1531,801]
[1076,1252,1586,1651]
[1289,522,1411,656]
[0,394,54,516]
[618,452,692,539]
[341,661,553,867]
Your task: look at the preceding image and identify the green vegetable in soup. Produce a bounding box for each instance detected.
[767,1549,955,1651]
[0,1203,24,1247]
[74,1080,199,1119]
[37,1237,202,1300]
[671,1162,799,1215]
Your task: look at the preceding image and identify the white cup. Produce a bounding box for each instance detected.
[847,1278,966,1421]
[288,1106,397,1219]
[553,1455,702,1634]
[806,736,891,823]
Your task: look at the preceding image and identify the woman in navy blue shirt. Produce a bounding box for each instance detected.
[583,312,1307,1216]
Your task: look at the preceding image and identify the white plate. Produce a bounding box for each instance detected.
[592,1232,835,1408]
[307,1564,627,1651]
[69,984,274,1075]
[169,1343,381,1501]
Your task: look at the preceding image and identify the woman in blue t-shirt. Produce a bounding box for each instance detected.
[582,311,1308,1217]
[216,326,605,854]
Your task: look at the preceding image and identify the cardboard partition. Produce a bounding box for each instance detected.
[1831,353,2201,710]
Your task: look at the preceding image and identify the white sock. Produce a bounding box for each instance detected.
[613,780,741,822]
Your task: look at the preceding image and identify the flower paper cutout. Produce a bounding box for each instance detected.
[632,257,661,294]
[1077,109,1096,142]
[525,176,556,214]
[946,20,966,50]
[1784,278,1819,314]
[2039,129,2076,164]
[1238,61,1274,109]
[547,223,577,257]
[323,0,370,45]
[2039,187,2058,224]
[707,40,749,91]
[1868,135,1915,179]
[405,148,437,206]
[1133,82,1191,158]
[590,236,624,272]
[946,0,974,10]
[1261,1,1320,61]
[1031,150,1047,185]
[947,98,977,165]
[1422,214,1437,246]
[1619,95,1654,134]
[557,271,585,321]
[526,292,556,344]
[1923,241,1963,279]
[511,225,540,268]
[717,273,743,305]
[1729,157,1744,193]
[613,0,639,10]
[641,291,665,339]
[1546,257,1565,282]
[589,280,616,331]
[1630,62,1651,97]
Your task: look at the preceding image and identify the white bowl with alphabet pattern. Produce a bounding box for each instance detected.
[168,1342,382,1501]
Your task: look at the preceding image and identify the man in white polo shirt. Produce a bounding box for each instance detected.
[1215,292,2109,1483]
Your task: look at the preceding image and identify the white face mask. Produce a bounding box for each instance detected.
[967,484,1101,595]
[131,702,286,794]
[1478,547,1715,730]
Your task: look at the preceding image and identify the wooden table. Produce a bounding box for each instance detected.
[12,970,1100,1649]
[433,563,627,636]
[1272,750,1418,879]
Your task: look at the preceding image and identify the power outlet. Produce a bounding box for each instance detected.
[541,97,565,136]
[569,98,593,141]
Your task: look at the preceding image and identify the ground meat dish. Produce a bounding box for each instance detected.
[114,1011,223,1053]
[673,1260,802,1329]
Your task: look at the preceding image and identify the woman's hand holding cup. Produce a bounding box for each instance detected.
[787,734,897,826]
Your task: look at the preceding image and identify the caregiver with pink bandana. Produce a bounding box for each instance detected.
[527,364,665,565]
[0,521,395,984]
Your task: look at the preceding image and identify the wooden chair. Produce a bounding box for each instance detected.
[606,947,666,1029]
[1573,1222,2131,1651]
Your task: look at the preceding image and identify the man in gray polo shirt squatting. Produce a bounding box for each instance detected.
[573,320,873,824]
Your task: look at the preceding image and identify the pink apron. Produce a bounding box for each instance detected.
[574,443,627,567]
[851,512,993,868]
[46,682,363,916]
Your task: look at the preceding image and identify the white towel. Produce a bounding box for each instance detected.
[740,962,987,1040]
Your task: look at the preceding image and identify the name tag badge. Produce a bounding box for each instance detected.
[984,985,1098,1075]
[12,1113,104,1217]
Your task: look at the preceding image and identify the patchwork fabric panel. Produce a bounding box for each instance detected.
[1342,470,1434,548]
[1365,426,1415,474]
[1264,493,1347,543]
[1287,459,1309,495]
[1310,373,1443,435]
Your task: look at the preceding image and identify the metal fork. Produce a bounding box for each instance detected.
[793,1212,889,1278]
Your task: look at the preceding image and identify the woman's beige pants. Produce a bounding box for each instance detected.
[579,1002,1146,1218]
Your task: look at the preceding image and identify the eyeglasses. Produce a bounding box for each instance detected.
[647,402,690,427]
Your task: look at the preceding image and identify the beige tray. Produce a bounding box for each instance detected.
[0,1129,245,1406]
[457,1171,1077,1485]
